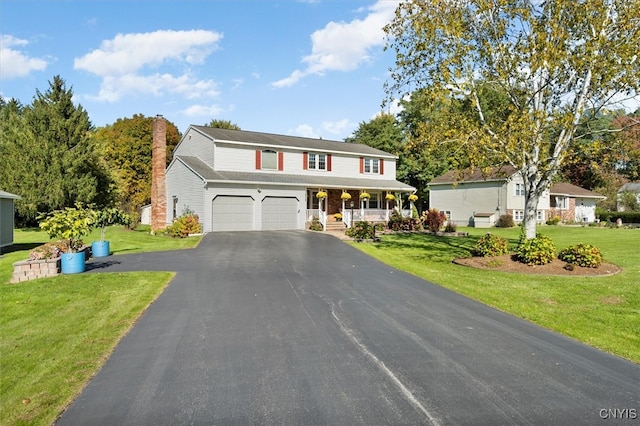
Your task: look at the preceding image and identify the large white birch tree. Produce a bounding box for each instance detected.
[384,0,640,238]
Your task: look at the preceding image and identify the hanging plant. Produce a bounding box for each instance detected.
[385,193,395,201]
[360,192,371,199]
[316,191,328,199]
[409,194,418,202]
[340,192,352,200]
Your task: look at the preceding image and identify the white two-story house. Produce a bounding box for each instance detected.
[164,126,415,232]
[428,166,604,227]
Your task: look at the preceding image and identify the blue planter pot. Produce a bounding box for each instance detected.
[92,241,110,258]
[61,252,85,274]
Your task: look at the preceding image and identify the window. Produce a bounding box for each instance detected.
[368,193,379,209]
[514,183,524,196]
[443,210,452,220]
[537,210,544,221]
[308,153,326,170]
[514,210,524,221]
[364,158,379,174]
[305,152,330,171]
[262,150,277,170]
[553,196,568,209]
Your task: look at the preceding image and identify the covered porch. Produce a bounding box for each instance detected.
[305,188,415,231]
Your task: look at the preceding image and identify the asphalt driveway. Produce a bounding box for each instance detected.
[57,231,639,425]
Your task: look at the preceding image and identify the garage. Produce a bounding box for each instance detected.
[212,196,254,231]
[261,196,299,230]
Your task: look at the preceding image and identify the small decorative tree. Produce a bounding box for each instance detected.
[93,208,131,242]
[38,203,95,253]
[422,208,447,233]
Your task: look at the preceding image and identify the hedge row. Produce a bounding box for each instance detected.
[596,210,640,224]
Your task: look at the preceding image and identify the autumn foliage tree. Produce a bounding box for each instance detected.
[384,0,640,238]
[94,114,181,223]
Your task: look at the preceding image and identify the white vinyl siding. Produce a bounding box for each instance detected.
[165,158,206,228]
[172,129,215,167]
[215,144,258,171]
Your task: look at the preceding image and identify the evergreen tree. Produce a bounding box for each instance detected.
[0,76,113,225]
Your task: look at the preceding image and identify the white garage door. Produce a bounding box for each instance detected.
[212,196,254,231]
[261,197,299,230]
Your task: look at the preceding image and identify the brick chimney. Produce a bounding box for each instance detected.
[151,115,167,232]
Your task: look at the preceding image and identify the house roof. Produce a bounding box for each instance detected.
[0,191,21,199]
[190,126,396,158]
[429,165,519,185]
[618,182,640,193]
[549,182,605,199]
[176,156,415,192]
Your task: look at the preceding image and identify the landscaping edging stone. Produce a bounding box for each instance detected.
[11,257,61,283]
[10,246,92,283]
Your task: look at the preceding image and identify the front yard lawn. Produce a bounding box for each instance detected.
[0,227,200,426]
[351,226,640,364]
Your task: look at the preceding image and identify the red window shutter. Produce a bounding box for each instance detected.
[255,150,261,170]
[327,154,332,171]
[278,152,284,171]
[303,152,308,170]
[379,158,384,175]
[359,157,364,174]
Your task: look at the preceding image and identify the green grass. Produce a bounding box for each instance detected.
[351,226,640,364]
[0,227,201,426]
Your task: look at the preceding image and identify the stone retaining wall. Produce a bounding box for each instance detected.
[10,246,92,283]
[12,258,60,283]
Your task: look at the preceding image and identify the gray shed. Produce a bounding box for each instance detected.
[0,191,21,249]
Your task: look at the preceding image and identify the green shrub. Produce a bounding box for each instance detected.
[473,233,510,257]
[309,216,323,231]
[422,208,446,233]
[558,243,603,268]
[388,210,420,231]
[516,233,556,265]
[496,214,515,228]
[546,216,561,225]
[166,209,202,238]
[346,221,376,240]
[444,221,457,232]
[597,209,640,224]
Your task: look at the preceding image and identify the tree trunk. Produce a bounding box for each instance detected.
[523,190,539,239]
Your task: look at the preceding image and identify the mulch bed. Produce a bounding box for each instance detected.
[453,254,621,277]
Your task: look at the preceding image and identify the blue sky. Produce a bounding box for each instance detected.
[1,0,402,140]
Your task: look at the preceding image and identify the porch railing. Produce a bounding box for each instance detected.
[308,208,414,229]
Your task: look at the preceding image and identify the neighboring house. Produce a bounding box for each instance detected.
[428,166,604,227]
[617,182,640,211]
[0,191,21,249]
[548,182,606,223]
[163,126,415,232]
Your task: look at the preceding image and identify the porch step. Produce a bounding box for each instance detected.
[325,221,347,231]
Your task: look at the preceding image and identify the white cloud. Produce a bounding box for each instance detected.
[272,0,399,88]
[74,29,222,102]
[182,103,224,117]
[88,73,219,102]
[0,35,48,80]
[292,124,319,138]
[321,118,354,136]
